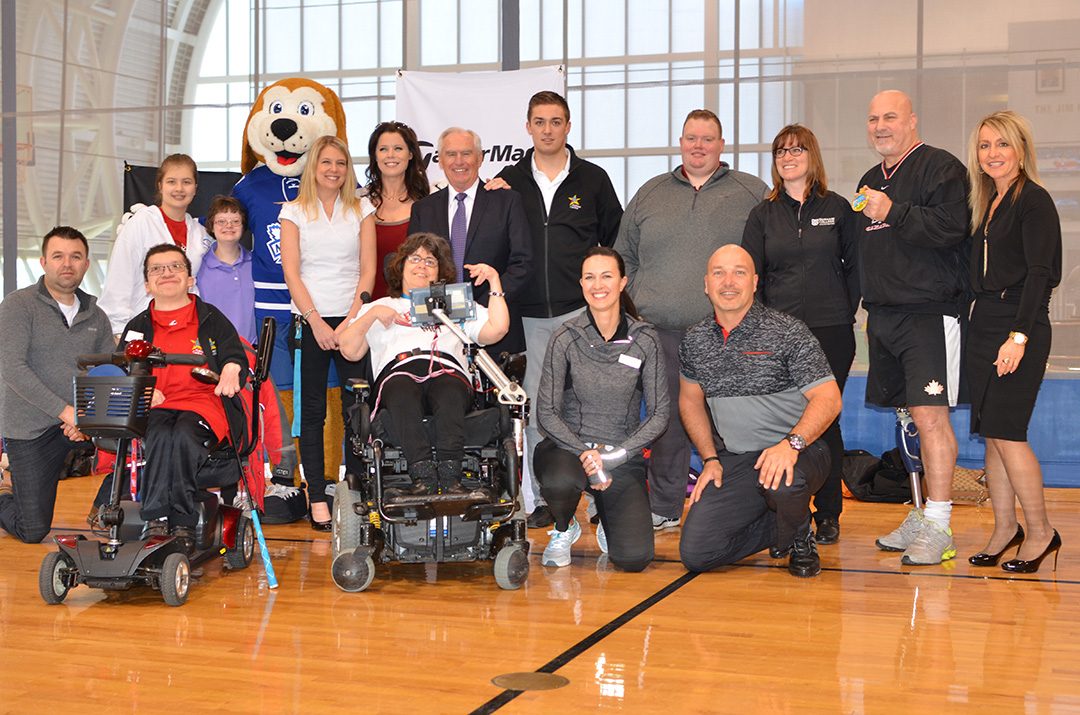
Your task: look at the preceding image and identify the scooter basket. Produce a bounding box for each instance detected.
[73,375,157,439]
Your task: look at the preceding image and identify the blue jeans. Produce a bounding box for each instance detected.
[0,426,80,543]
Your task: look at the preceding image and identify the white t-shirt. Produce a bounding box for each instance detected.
[56,297,80,327]
[356,295,488,378]
[279,196,375,317]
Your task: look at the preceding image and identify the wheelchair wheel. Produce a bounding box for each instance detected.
[331,550,375,593]
[39,552,73,605]
[493,544,529,590]
[160,552,191,607]
[225,516,255,570]
[332,482,362,560]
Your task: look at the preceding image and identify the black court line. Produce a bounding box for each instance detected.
[469,570,699,714]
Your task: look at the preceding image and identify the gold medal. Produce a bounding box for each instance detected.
[852,190,869,212]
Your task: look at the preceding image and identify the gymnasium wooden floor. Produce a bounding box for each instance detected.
[2,477,1079,714]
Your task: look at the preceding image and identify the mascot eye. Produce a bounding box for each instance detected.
[297,101,315,117]
[269,101,284,114]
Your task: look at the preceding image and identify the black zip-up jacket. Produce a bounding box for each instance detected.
[742,190,861,328]
[496,146,623,318]
[854,144,971,314]
[120,296,250,448]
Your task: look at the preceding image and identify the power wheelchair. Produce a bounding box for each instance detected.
[330,286,531,592]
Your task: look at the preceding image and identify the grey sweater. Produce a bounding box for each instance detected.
[614,163,767,330]
[0,278,114,439]
[536,311,669,468]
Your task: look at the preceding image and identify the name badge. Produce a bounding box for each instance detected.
[618,353,642,370]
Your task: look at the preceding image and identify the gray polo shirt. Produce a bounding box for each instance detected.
[679,301,834,453]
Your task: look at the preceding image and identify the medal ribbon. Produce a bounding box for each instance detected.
[880,141,924,182]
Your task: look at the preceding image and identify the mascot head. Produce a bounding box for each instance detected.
[242,78,347,177]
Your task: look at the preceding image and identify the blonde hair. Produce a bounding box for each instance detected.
[967,110,1041,233]
[290,135,362,221]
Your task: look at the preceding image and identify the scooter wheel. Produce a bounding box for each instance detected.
[39,552,73,605]
[332,483,361,561]
[160,552,191,606]
[331,550,374,593]
[225,516,255,570]
[493,544,529,591]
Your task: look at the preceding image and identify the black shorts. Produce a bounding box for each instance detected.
[865,310,960,408]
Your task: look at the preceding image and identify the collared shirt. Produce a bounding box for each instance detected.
[446,179,480,233]
[531,149,570,215]
[279,196,373,317]
[679,301,833,453]
[196,244,256,343]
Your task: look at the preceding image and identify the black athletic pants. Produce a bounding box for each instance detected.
[535,439,654,572]
[379,363,472,465]
[808,325,855,524]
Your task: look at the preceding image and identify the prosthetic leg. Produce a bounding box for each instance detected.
[895,407,924,509]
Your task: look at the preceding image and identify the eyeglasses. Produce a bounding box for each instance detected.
[774,146,806,158]
[213,218,243,228]
[406,254,438,268]
[147,261,187,277]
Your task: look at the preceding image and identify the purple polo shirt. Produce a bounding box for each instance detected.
[196,243,257,343]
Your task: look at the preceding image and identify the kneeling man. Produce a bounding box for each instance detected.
[678,245,841,577]
[119,244,246,550]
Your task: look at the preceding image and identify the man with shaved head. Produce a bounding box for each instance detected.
[856,90,970,565]
[678,245,841,578]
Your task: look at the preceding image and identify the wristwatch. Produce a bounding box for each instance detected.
[785,433,807,452]
[1009,331,1028,346]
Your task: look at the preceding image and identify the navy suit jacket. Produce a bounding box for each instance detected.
[409,184,533,354]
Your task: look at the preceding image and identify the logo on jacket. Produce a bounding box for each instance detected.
[568,195,582,210]
[811,217,835,226]
[266,222,282,264]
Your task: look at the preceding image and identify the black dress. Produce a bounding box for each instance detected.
[967,179,1061,440]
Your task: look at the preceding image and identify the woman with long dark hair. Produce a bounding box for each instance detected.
[741,124,859,548]
[364,122,430,299]
[535,246,669,572]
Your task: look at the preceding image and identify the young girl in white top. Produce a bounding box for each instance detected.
[279,135,376,529]
[99,153,211,336]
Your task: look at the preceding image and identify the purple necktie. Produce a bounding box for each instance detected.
[450,192,467,282]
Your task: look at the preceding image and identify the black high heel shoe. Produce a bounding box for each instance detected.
[969,525,1024,567]
[308,505,332,532]
[1001,529,1062,574]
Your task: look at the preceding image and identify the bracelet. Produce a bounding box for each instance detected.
[301,308,317,321]
[702,456,719,465]
[488,291,506,298]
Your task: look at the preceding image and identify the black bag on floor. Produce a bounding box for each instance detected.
[841,448,914,503]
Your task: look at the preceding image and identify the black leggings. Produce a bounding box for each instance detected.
[809,324,855,523]
[298,316,366,503]
[378,363,472,464]
[535,439,654,572]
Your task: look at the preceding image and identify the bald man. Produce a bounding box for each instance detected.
[677,245,841,578]
[856,90,970,565]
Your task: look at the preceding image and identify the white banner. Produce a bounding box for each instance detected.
[396,66,565,187]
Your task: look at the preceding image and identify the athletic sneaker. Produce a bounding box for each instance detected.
[261,482,307,524]
[901,520,958,565]
[652,513,680,531]
[875,508,924,552]
[542,518,582,567]
[596,521,608,554]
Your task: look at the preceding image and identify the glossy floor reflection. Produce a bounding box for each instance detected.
[1,478,1079,713]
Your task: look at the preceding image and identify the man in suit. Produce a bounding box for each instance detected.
[409,127,532,356]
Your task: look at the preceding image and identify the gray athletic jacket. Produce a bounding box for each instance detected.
[536,310,669,468]
[0,278,114,439]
